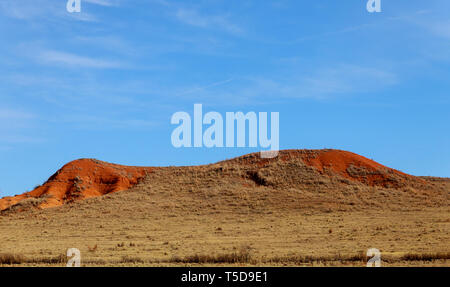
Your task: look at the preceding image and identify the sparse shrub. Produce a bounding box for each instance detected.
[34,254,66,264]
[171,246,252,264]
[2,196,48,213]
[0,254,25,265]
[347,165,371,177]
[266,252,366,264]
[401,252,450,261]
[0,253,65,265]
[121,255,145,264]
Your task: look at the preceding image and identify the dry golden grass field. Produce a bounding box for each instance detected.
[0,150,449,266]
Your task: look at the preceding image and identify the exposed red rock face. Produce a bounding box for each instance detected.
[228,149,418,188]
[0,159,154,211]
[294,150,415,187]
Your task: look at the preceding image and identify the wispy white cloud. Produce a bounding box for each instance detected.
[150,0,243,35]
[72,36,137,56]
[175,78,234,97]
[84,0,119,7]
[0,108,42,145]
[59,114,157,130]
[0,108,34,120]
[0,135,44,144]
[175,8,243,35]
[392,9,450,40]
[0,0,43,20]
[428,20,450,39]
[180,64,398,103]
[38,50,124,69]
[0,108,36,132]
[0,0,102,22]
[300,64,398,96]
[287,9,434,45]
[395,11,450,62]
[67,11,98,22]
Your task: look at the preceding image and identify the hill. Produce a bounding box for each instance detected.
[0,149,448,266]
[0,149,444,213]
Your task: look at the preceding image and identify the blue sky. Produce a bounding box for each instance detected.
[0,0,449,197]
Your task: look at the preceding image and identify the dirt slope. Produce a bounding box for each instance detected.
[0,149,443,212]
[0,159,154,211]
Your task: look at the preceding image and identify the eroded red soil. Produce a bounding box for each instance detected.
[0,159,154,211]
